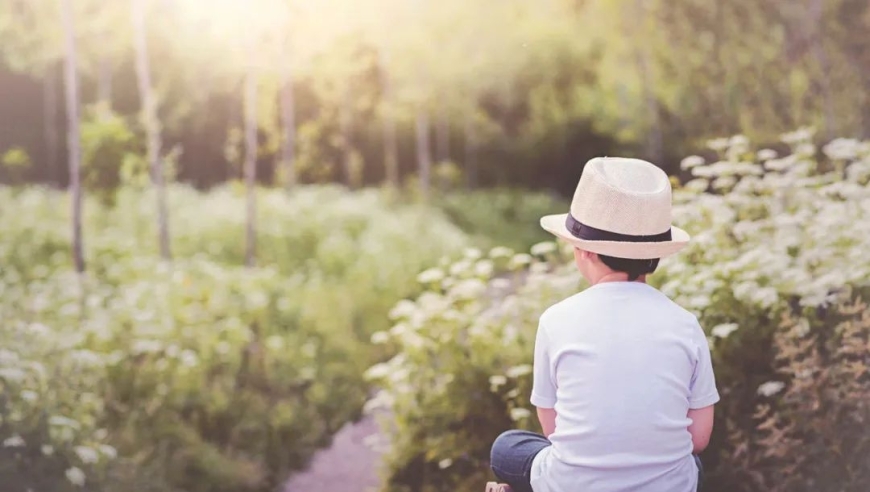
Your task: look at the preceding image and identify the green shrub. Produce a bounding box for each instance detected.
[727,295,870,492]
[367,131,870,491]
[430,188,567,252]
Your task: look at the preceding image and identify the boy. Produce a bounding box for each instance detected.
[490,157,719,492]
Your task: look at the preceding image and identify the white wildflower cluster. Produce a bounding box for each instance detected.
[370,132,870,473]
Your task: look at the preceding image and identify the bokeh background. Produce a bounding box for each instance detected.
[1,1,869,491]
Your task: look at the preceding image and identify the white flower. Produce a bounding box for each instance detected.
[491,278,511,290]
[707,138,730,151]
[49,415,81,430]
[438,458,454,469]
[66,466,86,487]
[0,349,19,364]
[793,318,811,337]
[711,323,739,339]
[450,279,487,300]
[683,179,709,193]
[98,444,118,460]
[3,435,25,447]
[266,336,285,351]
[530,241,557,257]
[781,127,815,145]
[364,363,392,381]
[370,331,390,344]
[42,445,55,456]
[712,176,737,190]
[757,381,786,397]
[417,268,445,285]
[508,254,532,269]
[180,350,199,368]
[823,138,859,161]
[475,260,495,278]
[489,375,508,391]
[0,367,27,383]
[505,364,532,378]
[510,408,531,421]
[74,446,100,464]
[131,339,162,355]
[463,248,483,260]
[389,300,418,321]
[680,155,705,170]
[489,246,514,259]
[449,260,473,277]
[757,149,778,161]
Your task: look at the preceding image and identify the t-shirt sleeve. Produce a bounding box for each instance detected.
[530,316,557,408]
[689,324,721,409]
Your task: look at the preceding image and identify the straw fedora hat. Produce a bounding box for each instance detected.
[540,157,690,259]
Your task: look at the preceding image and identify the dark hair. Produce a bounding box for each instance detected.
[598,254,660,281]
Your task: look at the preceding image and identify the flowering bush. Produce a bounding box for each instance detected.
[0,185,497,491]
[367,130,870,491]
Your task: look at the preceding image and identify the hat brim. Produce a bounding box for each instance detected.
[540,213,690,259]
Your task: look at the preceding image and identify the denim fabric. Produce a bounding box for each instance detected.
[490,429,706,492]
[490,430,551,492]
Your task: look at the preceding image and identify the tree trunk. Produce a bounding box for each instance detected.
[244,70,257,268]
[436,104,450,163]
[807,0,836,139]
[633,0,663,163]
[97,54,112,111]
[380,61,399,189]
[339,88,356,188]
[132,0,171,261]
[463,110,477,189]
[415,110,431,199]
[382,102,399,189]
[43,63,59,186]
[61,0,85,273]
[280,64,296,190]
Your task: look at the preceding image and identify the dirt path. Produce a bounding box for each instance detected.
[283,411,389,492]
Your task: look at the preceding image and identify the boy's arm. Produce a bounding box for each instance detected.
[687,405,714,453]
[536,407,557,438]
[531,313,557,438]
[688,321,720,454]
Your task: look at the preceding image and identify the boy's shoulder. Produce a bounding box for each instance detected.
[538,289,596,325]
[540,283,701,329]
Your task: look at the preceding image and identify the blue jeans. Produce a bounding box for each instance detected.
[490,430,705,492]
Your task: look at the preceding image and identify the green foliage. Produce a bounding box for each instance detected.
[0,184,489,492]
[80,104,141,206]
[430,189,567,253]
[1,146,32,184]
[366,132,870,492]
[728,296,870,492]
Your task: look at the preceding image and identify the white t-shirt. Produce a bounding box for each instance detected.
[529,281,720,492]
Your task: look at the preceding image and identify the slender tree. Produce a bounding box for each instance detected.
[280,62,296,190]
[131,0,171,260]
[244,67,258,268]
[43,62,60,186]
[415,111,432,198]
[380,54,400,189]
[61,0,85,273]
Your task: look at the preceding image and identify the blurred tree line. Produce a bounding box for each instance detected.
[1,0,868,198]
